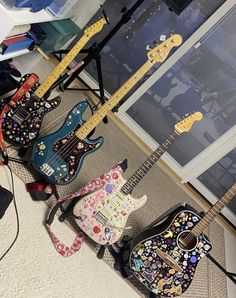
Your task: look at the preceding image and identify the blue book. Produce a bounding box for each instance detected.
[46,0,71,17]
[15,0,54,12]
[3,36,34,55]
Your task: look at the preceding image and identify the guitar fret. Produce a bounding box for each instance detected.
[140,166,149,173]
[133,173,141,181]
[194,181,236,235]
[76,61,151,139]
[130,177,139,184]
[137,169,146,176]
[218,198,228,205]
[157,149,163,155]
[128,180,136,187]
[35,35,90,98]
[150,156,158,163]
[153,151,162,160]
[169,134,176,140]
[134,172,143,180]
[121,184,133,195]
[193,225,203,234]
[141,164,149,171]
[143,161,152,168]
[34,20,108,99]
[226,189,235,198]
[121,131,181,194]
[214,202,225,209]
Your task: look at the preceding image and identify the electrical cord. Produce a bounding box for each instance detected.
[0,165,19,261]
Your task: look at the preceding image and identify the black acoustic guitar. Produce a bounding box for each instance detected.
[129,182,236,297]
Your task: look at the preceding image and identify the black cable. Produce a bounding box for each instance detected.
[206,254,236,285]
[0,165,19,261]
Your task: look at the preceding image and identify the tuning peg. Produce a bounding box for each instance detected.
[146,44,153,50]
[121,7,128,13]
[159,35,166,42]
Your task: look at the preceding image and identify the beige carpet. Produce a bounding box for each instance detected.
[7,89,228,298]
[0,167,140,298]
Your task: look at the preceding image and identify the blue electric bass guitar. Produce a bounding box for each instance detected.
[30,34,182,184]
[129,183,236,297]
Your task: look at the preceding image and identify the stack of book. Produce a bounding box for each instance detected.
[0,24,48,57]
[0,34,34,55]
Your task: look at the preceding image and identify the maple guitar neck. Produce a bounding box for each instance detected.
[34,34,90,99]
[76,60,152,139]
[32,17,108,99]
[75,34,182,139]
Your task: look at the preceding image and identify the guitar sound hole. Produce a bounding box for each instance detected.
[177,231,198,251]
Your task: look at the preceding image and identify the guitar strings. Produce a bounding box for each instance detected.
[182,232,196,247]
[41,80,153,179]
[10,36,90,121]
[43,105,129,174]
[184,189,235,246]
[46,124,173,184]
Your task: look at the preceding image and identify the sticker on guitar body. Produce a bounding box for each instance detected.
[73,175,147,245]
[31,101,103,184]
[130,210,212,297]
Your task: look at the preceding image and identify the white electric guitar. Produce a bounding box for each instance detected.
[73,112,203,245]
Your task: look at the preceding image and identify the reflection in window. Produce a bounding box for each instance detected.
[72,0,225,95]
[198,150,236,216]
[127,6,236,166]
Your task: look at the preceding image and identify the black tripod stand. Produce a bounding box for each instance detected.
[206,254,236,285]
[52,0,146,124]
[53,44,109,123]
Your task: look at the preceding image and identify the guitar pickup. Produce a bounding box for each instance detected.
[95,211,108,225]
[156,248,183,272]
[40,163,55,177]
[12,107,30,124]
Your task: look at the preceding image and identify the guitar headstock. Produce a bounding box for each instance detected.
[175,112,203,133]
[147,34,182,63]
[84,17,108,37]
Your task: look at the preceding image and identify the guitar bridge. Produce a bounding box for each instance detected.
[156,248,183,272]
[12,107,30,124]
[40,163,55,177]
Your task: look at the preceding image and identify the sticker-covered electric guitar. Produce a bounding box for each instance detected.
[30,34,183,185]
[2,18,108,147]
[72,112,202,245]
[129,183,236,297]
[0,73,39,164]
